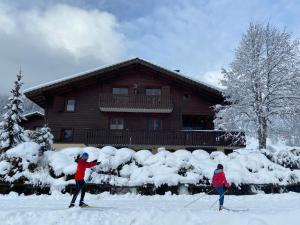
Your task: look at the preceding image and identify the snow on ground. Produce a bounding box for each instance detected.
[0,192,299,225]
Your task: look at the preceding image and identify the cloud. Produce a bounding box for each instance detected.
[121,0,300,84]
[1,0,300,96]
[0,4,15,34]
[201,70,224,89]
[24,5,124,61]
[0,3,125,93]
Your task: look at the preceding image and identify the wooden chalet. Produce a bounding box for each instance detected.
[24,58,245,152]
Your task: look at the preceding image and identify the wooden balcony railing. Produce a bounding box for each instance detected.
[83,129,246,149]
[99,94,173,113]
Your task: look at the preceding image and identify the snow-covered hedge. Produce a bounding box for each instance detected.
[1,141,300,190]
[263,148,300,170]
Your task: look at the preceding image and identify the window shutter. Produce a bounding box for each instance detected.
[53,96,65,112]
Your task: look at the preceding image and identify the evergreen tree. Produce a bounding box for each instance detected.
[30,125,54,154]
[0,71,26,151]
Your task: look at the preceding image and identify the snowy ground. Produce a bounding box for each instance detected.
[0,192,299,225]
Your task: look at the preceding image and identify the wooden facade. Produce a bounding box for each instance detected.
[25,58,245,150]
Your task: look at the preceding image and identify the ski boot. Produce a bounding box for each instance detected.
[69,203,75,208]
[219,205,223,211]
[79,202,89,208]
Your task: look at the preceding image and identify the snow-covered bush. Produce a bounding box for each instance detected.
[263,148,300,170]
[1,142,40,184]
[1,140,300,190]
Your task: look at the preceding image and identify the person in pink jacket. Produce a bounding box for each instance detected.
[212,164,230,210]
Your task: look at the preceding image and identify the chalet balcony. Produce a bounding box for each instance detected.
[82,129,246,150]
[99,94,173,113]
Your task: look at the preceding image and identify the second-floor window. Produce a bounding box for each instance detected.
[112,88,128,95]
[65,99,76,112]
[110,117,124,130]
[146,88,161,96]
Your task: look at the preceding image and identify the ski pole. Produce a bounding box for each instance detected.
[184,189,214,208]
[209,190,228,209]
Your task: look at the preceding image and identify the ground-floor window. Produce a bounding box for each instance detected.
[110,117,124,130]
[61,129,74,141]
[148,118,162,130]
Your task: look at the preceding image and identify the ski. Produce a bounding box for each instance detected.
[223,206,249,212]
[80,205,106,209]
[80,206,116,210]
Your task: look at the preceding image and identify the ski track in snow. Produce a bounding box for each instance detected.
[0,192,299,225]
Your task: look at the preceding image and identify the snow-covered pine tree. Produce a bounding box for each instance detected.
[0,70,26,151]
[30,125,54,154]
[215,22,300,149]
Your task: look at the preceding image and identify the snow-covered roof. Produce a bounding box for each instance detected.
[24,63,113,93]
[24,58,223,107]
[25,58,220,92]
[23,111,44,119]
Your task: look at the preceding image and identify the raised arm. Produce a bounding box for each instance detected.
[81,160,97,168]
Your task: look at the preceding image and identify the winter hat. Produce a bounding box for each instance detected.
[80,152,89,160]
[217,164,223,170]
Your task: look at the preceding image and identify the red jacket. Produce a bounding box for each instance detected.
[75,159,97,180]
[212,169,230,188]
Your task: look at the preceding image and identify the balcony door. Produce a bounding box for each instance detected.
[182,115,213,130]
[148,118,162,130]
[110,117,124,130]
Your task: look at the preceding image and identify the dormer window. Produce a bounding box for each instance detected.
[65,99,76,112]
[183,93,190,101]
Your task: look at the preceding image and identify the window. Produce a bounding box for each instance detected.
[61,129,74,142]
[148,118,162,130]
[112,88,128,95]
[146,88,161,96]
[183,93,190,101]
[110,118,124,130]
[65,99,76,112]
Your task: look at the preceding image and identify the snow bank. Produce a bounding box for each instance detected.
[1,140,300,189]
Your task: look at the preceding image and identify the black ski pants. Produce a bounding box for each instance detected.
[70,180,86,204]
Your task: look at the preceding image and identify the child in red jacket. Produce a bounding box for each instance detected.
[212,164,230,211]
[69,152,98,208]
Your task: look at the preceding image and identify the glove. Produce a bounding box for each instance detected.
[93,160,97,163]
[74,155,80,163]
[96,162,101,165]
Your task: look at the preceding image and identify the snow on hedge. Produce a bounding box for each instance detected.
[1,139,300,188]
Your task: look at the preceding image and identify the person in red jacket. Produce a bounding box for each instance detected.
[69,152,99,208]
[212,164,230,211]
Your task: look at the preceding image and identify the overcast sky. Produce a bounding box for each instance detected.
[0,0,299,94]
